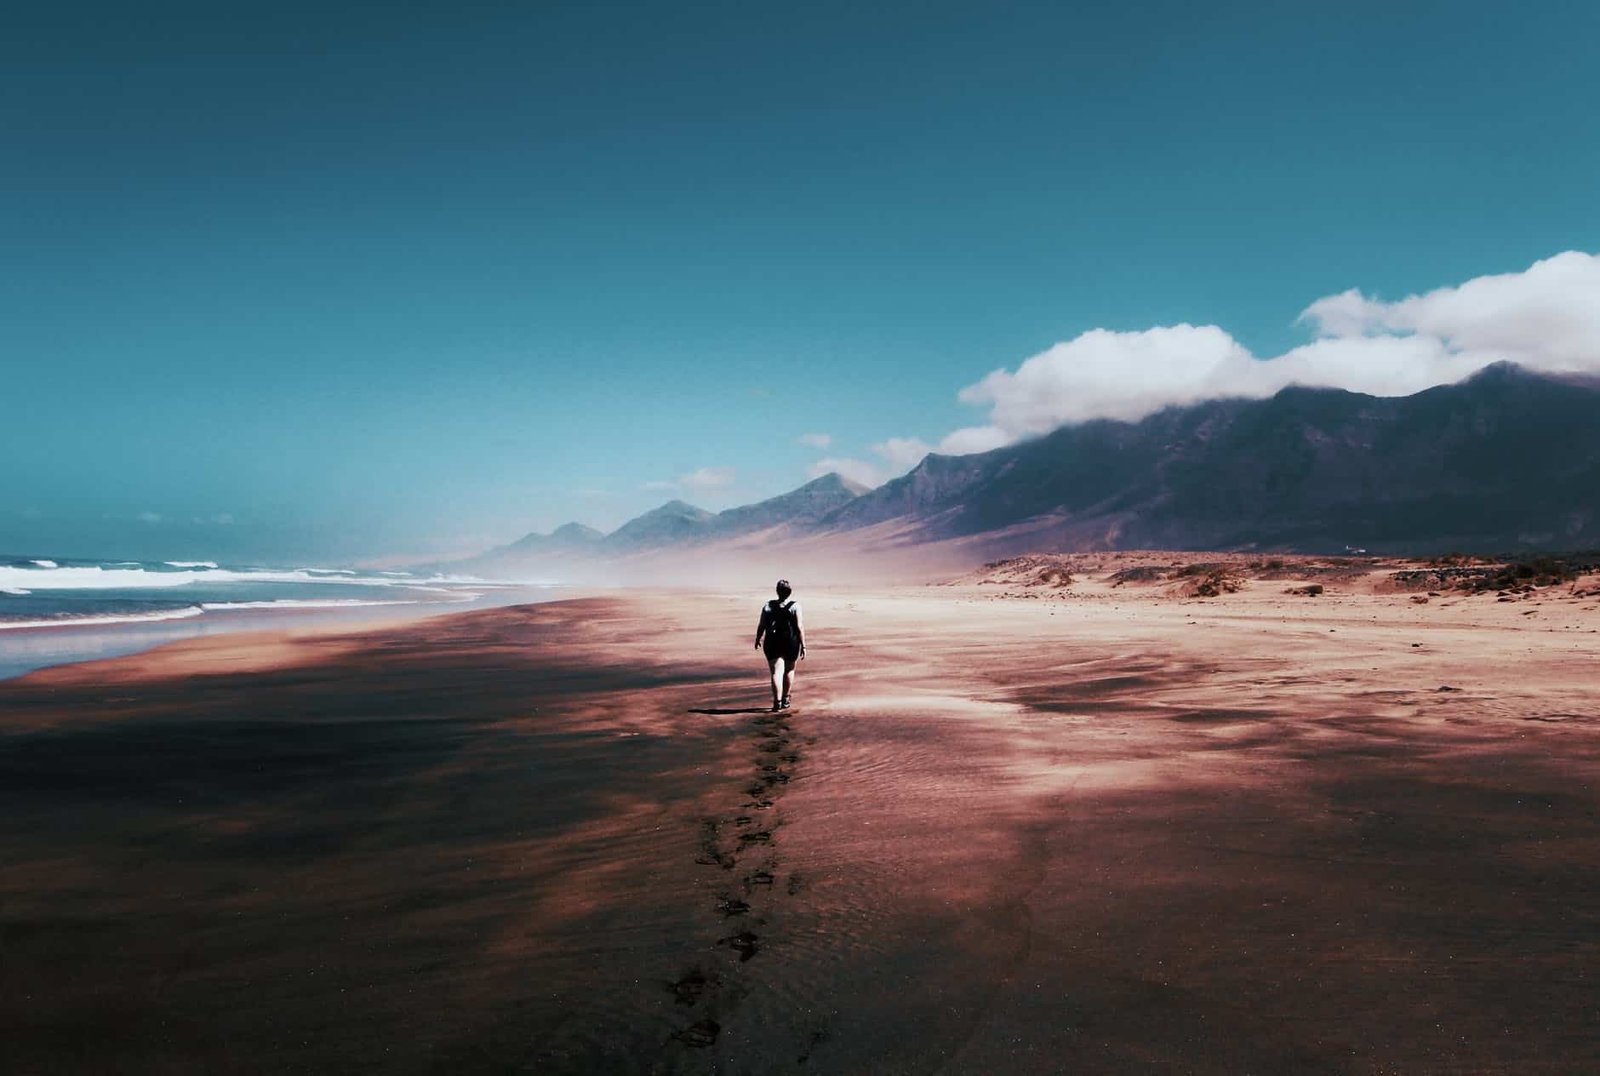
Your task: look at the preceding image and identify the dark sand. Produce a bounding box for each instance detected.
[4,572,1600,1073]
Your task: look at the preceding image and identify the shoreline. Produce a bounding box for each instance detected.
[4,568,1600,1070]
[0,583,575,683]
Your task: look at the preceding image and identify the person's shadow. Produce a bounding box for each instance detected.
[688,707,772,716]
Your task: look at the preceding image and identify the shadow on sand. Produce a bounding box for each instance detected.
[688,707,773,716]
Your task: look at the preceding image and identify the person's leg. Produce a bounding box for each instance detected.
[768,656,785,709]
[781,662,795,705]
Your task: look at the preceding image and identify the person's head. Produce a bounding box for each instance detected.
[775,579,792,600]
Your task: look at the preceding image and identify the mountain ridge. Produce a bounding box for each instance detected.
[814,362,1600,554]
[461,364,1600,576]
[462,472,870,572]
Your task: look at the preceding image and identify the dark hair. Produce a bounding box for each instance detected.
[775,579,792,599]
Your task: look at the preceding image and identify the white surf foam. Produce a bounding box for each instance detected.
[0,564,468,592]
[30,560,58,568]
[164,560,218,569]
[198,599,420,611]
[0,566,200,589]
[0,607,206,631]
[1,587,31,596]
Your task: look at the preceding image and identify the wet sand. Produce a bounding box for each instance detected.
[3,568,1600,1073]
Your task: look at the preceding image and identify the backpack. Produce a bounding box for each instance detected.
[767,600,797,647]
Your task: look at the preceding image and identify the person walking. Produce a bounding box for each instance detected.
[754,579,805,711]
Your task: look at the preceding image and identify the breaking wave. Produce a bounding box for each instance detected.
[0,563,481,592]
[0,607,207,631]
[197,599,420,611]
[0,597,439,630]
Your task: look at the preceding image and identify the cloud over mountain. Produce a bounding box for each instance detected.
[641,467,739,495]
[958,323,1254,436]
[680,467,736,492]
[810,251,1600,487]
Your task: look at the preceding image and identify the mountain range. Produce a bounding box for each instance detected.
[461,364,1600,578]
[457,473,869,573]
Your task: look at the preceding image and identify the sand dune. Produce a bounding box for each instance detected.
[3,557,1599,1072]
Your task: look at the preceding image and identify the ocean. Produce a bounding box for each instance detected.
[0,555,557,681]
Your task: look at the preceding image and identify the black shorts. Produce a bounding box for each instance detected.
[763,642,800,666]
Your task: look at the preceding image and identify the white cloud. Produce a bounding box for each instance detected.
[808,456,887,488]
[643,468,739,495]
[958,324,1259,434]
[936,426,1012,455]
[797,432,832,449]
[805,438,943,489]
[872,437,933,472]
[1297,249,1600,372]
[953,250,1600,443]
[1264,333,1467,398]
[680,466,736,492]
[803,251,1600,490]
[803,427,1033,490]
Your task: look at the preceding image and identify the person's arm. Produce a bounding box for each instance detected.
[794,604,806,658]
[754,605,768,650]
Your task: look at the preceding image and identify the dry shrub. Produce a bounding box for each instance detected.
[1467,555,1594,593]
[1428,552,1494,568]
[1192,567,1244,598]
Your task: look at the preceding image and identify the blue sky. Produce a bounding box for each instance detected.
[4,1,1598,563]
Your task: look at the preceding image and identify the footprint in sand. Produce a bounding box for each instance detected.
[796,1026,829,1065]
[695,819,735,869]
[748,769,789,793]
[672,708,805,1050]
[719,930,760,961]
[668,967,720,1006]
[673,1019,721,1048]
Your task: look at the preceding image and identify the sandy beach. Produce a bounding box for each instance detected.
[4,557,1600,1073]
